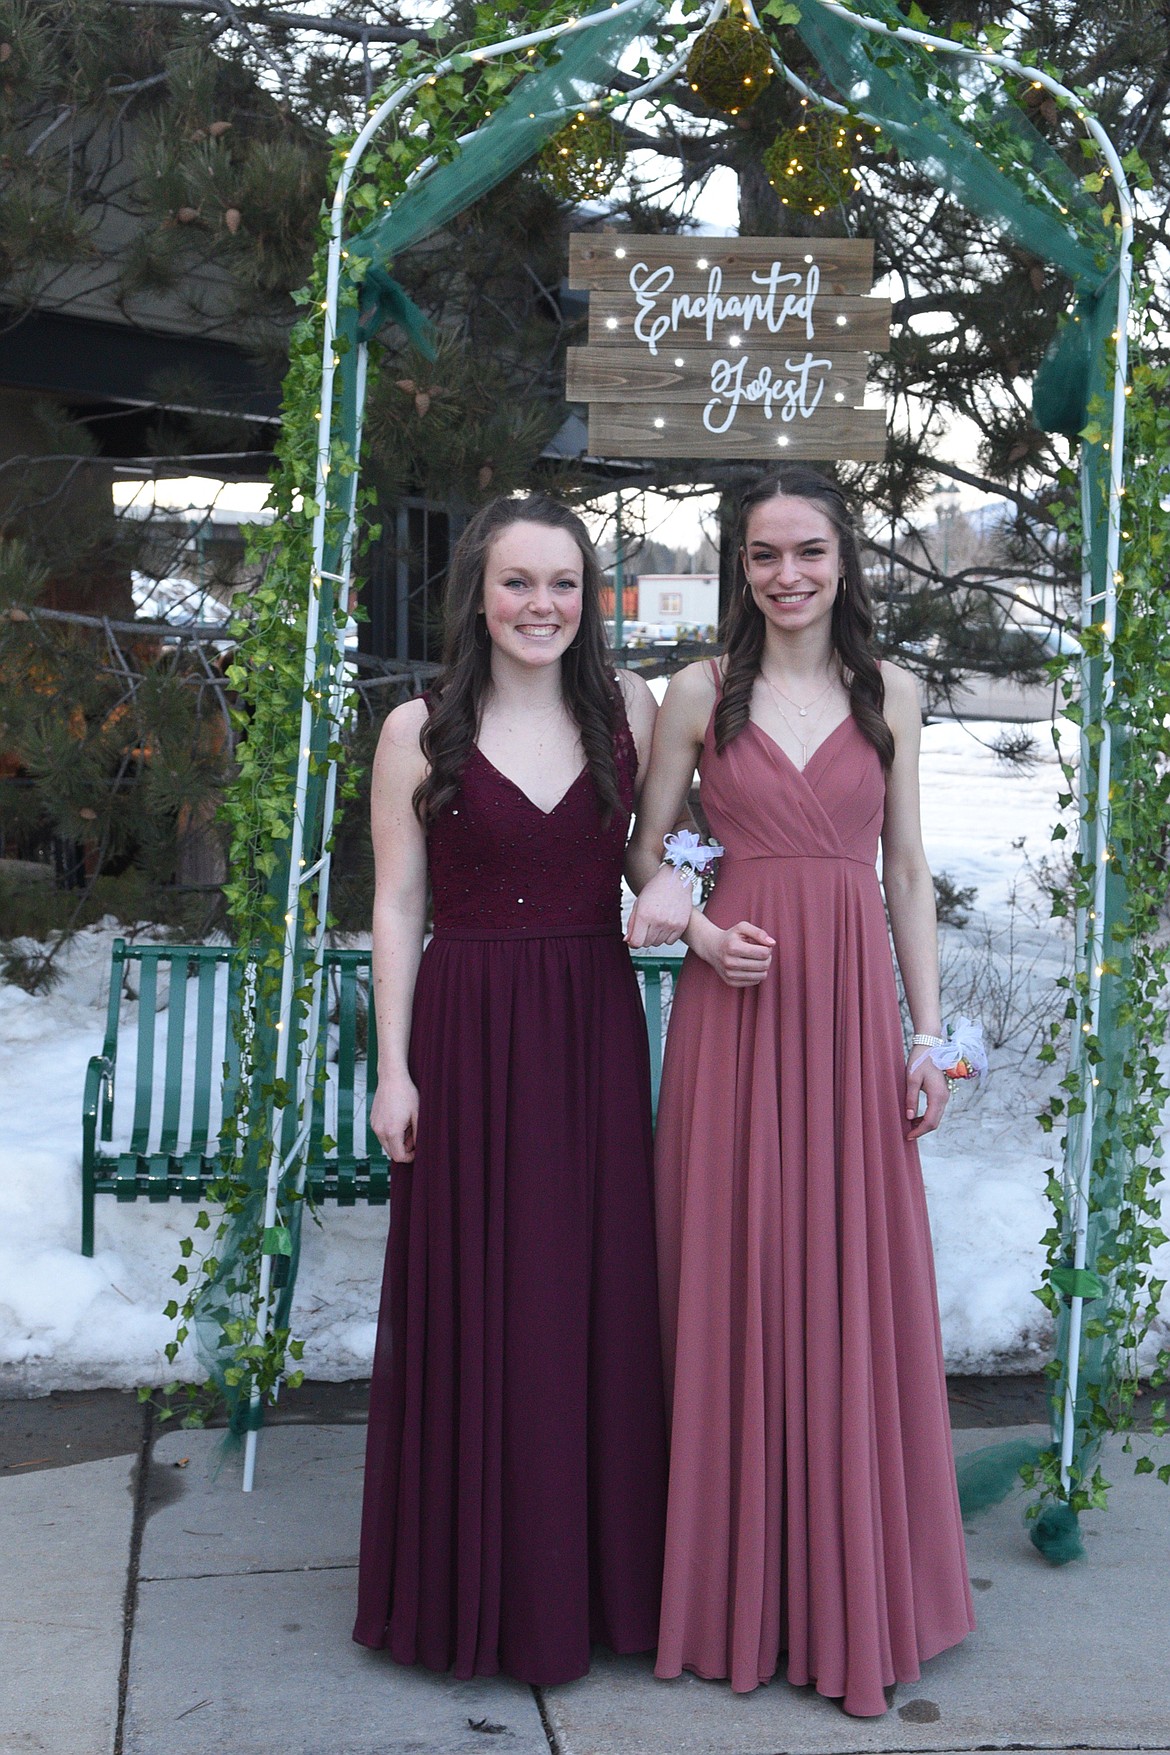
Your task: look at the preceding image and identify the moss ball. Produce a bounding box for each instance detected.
[537,112,626,203]
[685,12,774,115]
[762,112,864,216]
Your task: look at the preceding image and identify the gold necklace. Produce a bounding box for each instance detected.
[758,665,839,718]
[758,672,839,769]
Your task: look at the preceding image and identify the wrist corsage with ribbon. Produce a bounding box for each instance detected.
[662,829,725,902]
[910,1017,988,1093]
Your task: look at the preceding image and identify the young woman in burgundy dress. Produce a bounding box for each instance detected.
[354,494,668,1686]
[626,467,974,1717]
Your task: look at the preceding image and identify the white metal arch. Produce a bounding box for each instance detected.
[244,0,1134,1491]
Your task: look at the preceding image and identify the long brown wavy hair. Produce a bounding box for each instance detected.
[713,466,894,768]
[412,493,622,826]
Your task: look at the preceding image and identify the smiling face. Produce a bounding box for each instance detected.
[741,493,841,636]
[480,519,585,668]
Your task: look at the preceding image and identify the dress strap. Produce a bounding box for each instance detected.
[612,675,638,785]
[708,656,723,696]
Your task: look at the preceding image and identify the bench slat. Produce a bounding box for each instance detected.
[309,970,331,1155]
[116,1150,143,1201]
[366,999,381,1161]
[129,960,158,1153]
[147,1152,174,1199]
[336,966,357,1162]
[180,1149,206,1201]
[189,957,220,1155]
[221,961,242,1123]
[158,958,189,1154]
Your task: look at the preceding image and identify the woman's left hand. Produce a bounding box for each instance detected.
[904,1055,949,1139]
[626,864,693,947]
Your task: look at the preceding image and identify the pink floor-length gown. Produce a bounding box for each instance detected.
[654,669,975,1717]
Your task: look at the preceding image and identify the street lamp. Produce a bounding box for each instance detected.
[931,481,961,576]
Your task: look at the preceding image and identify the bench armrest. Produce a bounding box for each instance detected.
[83,1054,116,1145]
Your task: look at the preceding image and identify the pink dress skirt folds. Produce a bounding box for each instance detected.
[654,671,974,1717]
[354,706,668,1687]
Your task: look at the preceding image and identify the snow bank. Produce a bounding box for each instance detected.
[1,719,1166,1393]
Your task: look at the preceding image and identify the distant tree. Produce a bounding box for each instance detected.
[1,0,1165,663]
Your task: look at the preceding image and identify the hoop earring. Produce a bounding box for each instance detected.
[838,575,847,593]
[742,577,754,605]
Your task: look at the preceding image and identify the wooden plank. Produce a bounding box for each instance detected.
[567,346,870,409]
[586,291,890,352]
[587,402,887,462]
[569,233,874,294]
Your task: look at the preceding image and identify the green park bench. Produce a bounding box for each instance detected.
[81,937,684,1256]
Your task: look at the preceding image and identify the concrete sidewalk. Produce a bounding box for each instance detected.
[2,1413,1168,1755]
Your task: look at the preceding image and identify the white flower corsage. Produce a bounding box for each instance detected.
[911,1016,988,1086]
[662,828,725,884]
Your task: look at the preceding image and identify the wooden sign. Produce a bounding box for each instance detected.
[566,234,889,461]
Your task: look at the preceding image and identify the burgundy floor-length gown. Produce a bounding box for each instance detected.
[654,669,974,1717]
[354,706,667,1687]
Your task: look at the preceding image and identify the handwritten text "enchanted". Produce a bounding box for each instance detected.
[631,261,820,356]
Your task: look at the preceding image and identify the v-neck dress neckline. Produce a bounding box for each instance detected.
[470,743,589,818]
[744,710,855,780]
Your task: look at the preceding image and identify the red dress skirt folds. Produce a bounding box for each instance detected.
[354,712,667,1686]
[654,684,974,1717]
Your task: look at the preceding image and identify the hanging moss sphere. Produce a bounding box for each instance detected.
[537,113,626,203]
[762,113,864,217]
[685,13,774,115]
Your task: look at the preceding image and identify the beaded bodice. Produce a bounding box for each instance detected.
[427,703,636,937]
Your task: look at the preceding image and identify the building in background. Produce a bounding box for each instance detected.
[636,573,719,638]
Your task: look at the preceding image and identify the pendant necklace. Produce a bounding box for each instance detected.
[759,670,840,770]
[759,666,839,718]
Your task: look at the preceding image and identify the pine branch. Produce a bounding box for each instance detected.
[98,0,433,46]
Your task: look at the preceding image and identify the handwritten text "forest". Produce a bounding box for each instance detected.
[704,354,834,434]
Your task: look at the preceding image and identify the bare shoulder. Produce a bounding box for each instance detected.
[879,660,922,724]
[380,696,428,747]
[376,697,429,779]
[616,666,655,714]
[667,657,719,706]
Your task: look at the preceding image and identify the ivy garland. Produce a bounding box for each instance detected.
[1029,331,1170,1509]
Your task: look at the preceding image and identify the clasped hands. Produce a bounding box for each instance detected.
[625,864,774,989]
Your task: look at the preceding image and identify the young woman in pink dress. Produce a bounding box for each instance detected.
[626,466,974,1717]
[355,494,668,1686]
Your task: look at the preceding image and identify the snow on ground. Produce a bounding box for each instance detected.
[1,719,1166,1394]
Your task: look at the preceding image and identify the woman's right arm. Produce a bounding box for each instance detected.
[369,698,429,1162]
[625,665,774,987]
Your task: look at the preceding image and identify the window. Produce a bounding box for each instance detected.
[659,591,683,615]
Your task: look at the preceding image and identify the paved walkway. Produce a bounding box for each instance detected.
[2,1397,1168,1755]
